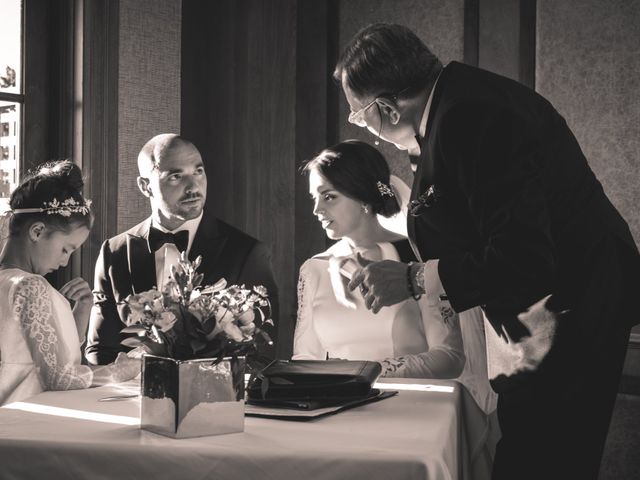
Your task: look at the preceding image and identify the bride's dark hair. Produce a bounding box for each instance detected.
[8,160,93,236]
[302,140,400,217]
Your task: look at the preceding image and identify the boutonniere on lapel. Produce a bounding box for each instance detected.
[409,184,443,217]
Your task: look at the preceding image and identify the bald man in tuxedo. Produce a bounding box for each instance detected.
[85,134,278,365]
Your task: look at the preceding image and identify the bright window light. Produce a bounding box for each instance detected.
[374,382,455,393]
[3,402,140,425]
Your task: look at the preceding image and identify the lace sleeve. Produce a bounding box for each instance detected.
[382,297,466,378]
[292,261,326,360]
[13,276,94,390]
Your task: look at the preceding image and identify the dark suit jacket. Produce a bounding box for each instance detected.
[85,213,279,365]
[408,61,640,342]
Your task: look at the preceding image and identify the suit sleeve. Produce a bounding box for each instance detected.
[436,102,557,314]
[237,241,280,360]
[85,240,123,365]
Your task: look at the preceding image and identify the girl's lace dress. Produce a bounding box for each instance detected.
[0,269,93,405]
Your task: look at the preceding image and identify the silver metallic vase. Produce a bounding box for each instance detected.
[141,354,246,438]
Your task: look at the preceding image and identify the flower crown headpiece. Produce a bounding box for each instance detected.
[11,197,92,217]
[376,181,395,198]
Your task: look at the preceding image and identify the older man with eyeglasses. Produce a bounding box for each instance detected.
[338,23,640,480]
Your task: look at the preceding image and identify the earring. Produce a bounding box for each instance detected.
[362,205,369,214]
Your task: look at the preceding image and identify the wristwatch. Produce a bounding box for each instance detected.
[407,262,426,300]
[414,262,426,295]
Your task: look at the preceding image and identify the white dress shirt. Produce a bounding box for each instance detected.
[151,212,202,291]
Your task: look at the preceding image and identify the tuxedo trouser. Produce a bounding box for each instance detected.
[491,236,633,480]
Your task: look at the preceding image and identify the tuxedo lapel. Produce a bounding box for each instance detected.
[407,141,430,262]
[126,218,157,293]
[189,214,228,284]
[407,70,448,262]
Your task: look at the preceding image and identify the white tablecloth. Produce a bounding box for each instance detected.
[0,378,495,480]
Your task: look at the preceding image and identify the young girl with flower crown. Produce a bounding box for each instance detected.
[0,160,139,405]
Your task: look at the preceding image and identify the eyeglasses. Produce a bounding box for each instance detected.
[347,86,411,128]
[347,98,378,127]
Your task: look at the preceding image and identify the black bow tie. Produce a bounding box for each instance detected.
[148,227,189,253]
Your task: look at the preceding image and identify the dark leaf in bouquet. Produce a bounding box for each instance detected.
[162,324,180,344]
[256,328,274,347]
[170,339,194,360]
[183,313,202,339]
[121,325,148,335]
[144,338,170,357]
[190,338,207,353]
[224,339,257,358]
[246,355,274,377]
[197,335,227,359]
[200,316,217,335]
[121,337,145,349]
[193,273,204,289]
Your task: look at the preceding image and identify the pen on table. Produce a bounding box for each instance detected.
[98,394,140,402]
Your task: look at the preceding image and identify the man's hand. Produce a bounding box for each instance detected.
[347,253,411,313]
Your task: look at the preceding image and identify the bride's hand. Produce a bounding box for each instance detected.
[347,253,412,313]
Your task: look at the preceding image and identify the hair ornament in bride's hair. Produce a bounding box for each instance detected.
[11,197,92,217]
[376,181,395,198]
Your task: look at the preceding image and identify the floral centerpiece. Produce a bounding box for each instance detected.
[120,253,273,438]
[120,252,273,362]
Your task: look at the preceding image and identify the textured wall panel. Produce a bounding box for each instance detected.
[537,0,640,246]
[337,0,465,186]
[478,0,520,81]
[181,0,298,359]
[117,0,181,231]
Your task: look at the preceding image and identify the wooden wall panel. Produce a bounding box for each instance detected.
[293,0,340,359]
[537,0,640,248]
[479,0,520,81]
[182,0,327,359]
[117,0,181,232]
[477,0,536,87]
[21,0,81,286]
[81,0,120,282]
[23,0,51,172]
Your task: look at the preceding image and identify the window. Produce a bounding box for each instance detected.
[0,0,23,209]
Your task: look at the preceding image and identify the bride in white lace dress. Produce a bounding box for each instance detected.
[0,161,139,406]
[293,140,497,416]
